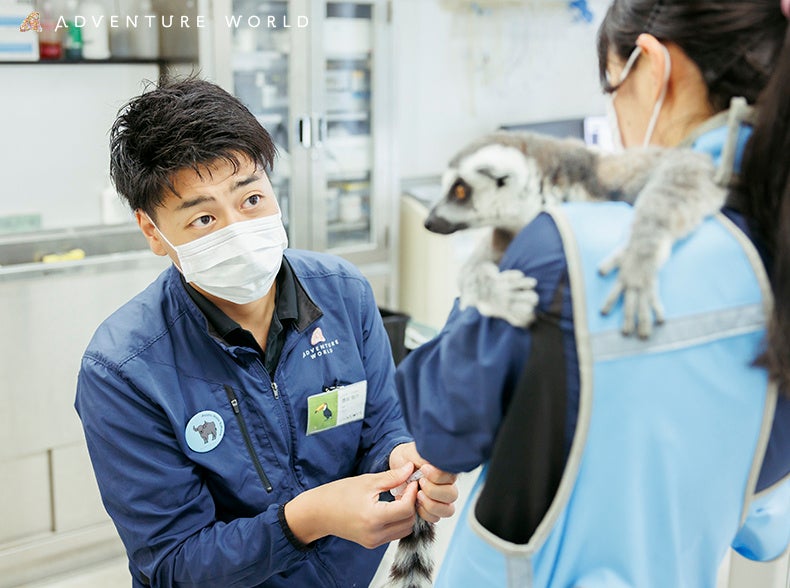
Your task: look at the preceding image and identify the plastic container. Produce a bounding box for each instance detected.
[101,183,131,224]
[80,0,110,60]
[38,2,62,60]
[131,0,159,59]
[63,0,83,60]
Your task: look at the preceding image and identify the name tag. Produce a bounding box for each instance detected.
[306,380,367,435]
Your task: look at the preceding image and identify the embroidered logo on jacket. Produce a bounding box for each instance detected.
[311,327,326,346]
[302,327,340,359]
[185,410,225,453]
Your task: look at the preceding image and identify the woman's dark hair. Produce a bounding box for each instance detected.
[736,30,790,391]
[599,1,790,393]
[597,0,786,111]
[110,76,277,217]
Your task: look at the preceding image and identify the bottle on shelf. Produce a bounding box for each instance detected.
[131,0,160,59]
[37,1,62,60]
[62,0,83,60]
[80,0,111,60]
[109,0,132,58]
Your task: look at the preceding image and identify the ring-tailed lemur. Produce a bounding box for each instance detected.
[386,131,727,588]
[423,131,727,337]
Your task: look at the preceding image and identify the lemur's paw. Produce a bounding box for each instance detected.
[475,269,539,328]
[459,261,504,309]
[598,240,668,339]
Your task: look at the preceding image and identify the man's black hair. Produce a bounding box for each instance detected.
[110,76,277,216]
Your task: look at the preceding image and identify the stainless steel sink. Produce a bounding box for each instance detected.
[0,223,149,267]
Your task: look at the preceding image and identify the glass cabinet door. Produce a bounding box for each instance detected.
[322,2,375,250]
[228,0,293,236]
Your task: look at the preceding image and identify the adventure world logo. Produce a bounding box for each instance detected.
[19,11,42,32]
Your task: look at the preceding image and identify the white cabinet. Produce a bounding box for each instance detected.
[202,0,397,305]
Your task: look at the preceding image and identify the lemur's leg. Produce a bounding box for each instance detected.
[459,230,539,328]
[599,149,727,338]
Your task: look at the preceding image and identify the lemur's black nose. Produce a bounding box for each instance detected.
[424,214,466,235]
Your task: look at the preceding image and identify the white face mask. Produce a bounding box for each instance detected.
[607,44,672,149]
[151,214,288,304]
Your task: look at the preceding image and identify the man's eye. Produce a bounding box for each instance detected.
[245,194,261,207]
[192,215,213,227]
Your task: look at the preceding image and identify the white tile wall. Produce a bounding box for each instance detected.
[51,443,109,533]
[0,453,51,544]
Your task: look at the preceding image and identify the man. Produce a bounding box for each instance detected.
[75,78,457,588]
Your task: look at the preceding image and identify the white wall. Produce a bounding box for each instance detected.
[393,0,610,179]
[0,63,159,229]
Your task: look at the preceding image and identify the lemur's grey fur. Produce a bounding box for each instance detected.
[424,131,727,337]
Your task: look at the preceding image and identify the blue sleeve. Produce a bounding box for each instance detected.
[395,213,568,473]
[734,394,790,560]
[354,277,414,475]
[732,476,790,561]
[76,357,307,588]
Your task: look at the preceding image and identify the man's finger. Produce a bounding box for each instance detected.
[417,490,456,521]
[419,463,457,485]
[377,463,415,493]
[386,481,418,519]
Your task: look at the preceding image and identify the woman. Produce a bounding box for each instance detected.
[395,0,790,586]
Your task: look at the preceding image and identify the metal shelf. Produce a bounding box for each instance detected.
[326,111,369,122]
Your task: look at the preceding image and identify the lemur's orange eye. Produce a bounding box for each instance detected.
[454,184,467,200]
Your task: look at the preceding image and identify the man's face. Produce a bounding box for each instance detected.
[137,155,279,266]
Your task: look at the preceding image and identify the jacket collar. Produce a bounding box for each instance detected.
[169,250,323,340]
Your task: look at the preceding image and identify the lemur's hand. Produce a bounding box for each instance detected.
[460,262,539,328]
[598,232,672,339]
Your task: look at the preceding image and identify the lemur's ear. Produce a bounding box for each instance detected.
[477,167,509,188]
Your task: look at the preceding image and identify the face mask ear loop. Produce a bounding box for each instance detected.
[143,212,174,249]
[144,212,185,273]
[607,46,642,151]
[617,45,642,87]
[642,43,672,147]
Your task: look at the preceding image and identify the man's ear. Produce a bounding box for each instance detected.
[136,210,169,257]
[635,33,671,102]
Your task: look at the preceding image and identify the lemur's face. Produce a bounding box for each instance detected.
[424,143,541,235]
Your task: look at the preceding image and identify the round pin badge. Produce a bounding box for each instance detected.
[185,410,225,453]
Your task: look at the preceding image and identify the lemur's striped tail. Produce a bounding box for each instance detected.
[387,516,436,588]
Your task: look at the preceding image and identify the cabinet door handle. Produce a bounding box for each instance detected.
[298,116,312,148]
[312,114,327,147]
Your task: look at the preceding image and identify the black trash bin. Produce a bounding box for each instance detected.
[378,308,410,366]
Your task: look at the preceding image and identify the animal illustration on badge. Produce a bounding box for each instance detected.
[424,131,728,338]
[315,402,333,421]
[193,421,217,444]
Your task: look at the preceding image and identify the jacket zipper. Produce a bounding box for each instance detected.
[223,385,273,492]
[259,360,304,493]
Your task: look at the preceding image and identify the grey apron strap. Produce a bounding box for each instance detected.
[714,97,755,187]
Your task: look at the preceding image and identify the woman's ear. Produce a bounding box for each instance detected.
[635,33,671,102]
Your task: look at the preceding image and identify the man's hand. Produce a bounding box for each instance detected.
[389,442,459,523]
[284,463,419,549]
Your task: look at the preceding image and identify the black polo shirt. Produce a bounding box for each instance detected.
[182,259,299,377]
